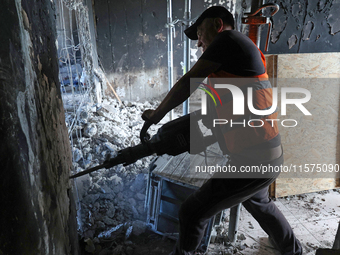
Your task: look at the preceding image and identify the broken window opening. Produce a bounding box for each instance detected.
[55,1,164,247]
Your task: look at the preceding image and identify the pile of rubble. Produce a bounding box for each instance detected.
[65,96,166,253]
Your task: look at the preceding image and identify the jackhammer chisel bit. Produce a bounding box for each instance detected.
[69,110,217,179]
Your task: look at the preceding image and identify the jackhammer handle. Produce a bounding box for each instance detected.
[140,120,152,144]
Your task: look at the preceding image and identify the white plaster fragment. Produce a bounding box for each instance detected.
[98,223,124,238]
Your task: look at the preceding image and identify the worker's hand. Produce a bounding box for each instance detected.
[140,121,152,144]
[141,109,157,124]
[140,109,156,144]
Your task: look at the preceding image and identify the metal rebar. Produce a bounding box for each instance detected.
[182,0,191,115]
[228,203,242,242]
[167,0,174,120]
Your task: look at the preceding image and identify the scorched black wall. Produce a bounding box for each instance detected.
[0,0,78,254]
[92,0,340,101]
[92,0,235,101]
[260,0,340,53]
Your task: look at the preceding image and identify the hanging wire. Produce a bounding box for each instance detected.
[57,0,101,235]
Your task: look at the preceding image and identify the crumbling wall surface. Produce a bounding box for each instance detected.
[261,0,340,53]
[93,0,169,101]
[93,0,236,102]
[0,0,78,254]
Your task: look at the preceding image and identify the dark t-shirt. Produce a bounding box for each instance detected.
[200,30,265,77]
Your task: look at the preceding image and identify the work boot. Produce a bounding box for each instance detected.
[268,236,303,255]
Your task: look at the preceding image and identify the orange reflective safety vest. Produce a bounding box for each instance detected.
[206,50,279,154]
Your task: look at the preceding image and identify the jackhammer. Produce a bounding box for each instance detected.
[69,111,216,179]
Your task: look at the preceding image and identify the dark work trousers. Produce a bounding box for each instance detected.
[172,153,302,255]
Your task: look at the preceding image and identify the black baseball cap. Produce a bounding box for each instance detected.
[184,6,235,40]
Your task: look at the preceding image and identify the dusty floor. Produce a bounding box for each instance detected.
[79,189,340,255]
[230,189,340,255]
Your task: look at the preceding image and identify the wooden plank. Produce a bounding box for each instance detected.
[152,119,227,188]
[276,178,338,197]
[181,142,227,187]
[274,53,340,197]
[184,153,209,187]
[152,154,173,175]
[153,153,187,180]
[268,182,276,198]
[170,153,191,183]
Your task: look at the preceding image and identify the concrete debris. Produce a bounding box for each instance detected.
[85,238,96,253]
[102,216,116,226]
[248,221,254,229]
[125,246,134,255]
[125,225,133,240]
[84,123,98,137]
[66,97,163,243]
[103,141,117,152]
[98,223,124,239]
[72,147,83,162]
[237,233,246,241]
[112,245,124,255]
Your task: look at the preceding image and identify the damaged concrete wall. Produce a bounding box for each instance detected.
[0,0,78,254]
[260,0,340,53]
[93,0,168,101]
[93,0,235,102]
[92,0,339,101]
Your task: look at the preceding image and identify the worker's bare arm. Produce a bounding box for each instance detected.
[142,59,221,124]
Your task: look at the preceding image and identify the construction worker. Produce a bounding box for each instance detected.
[141,6,302,255]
